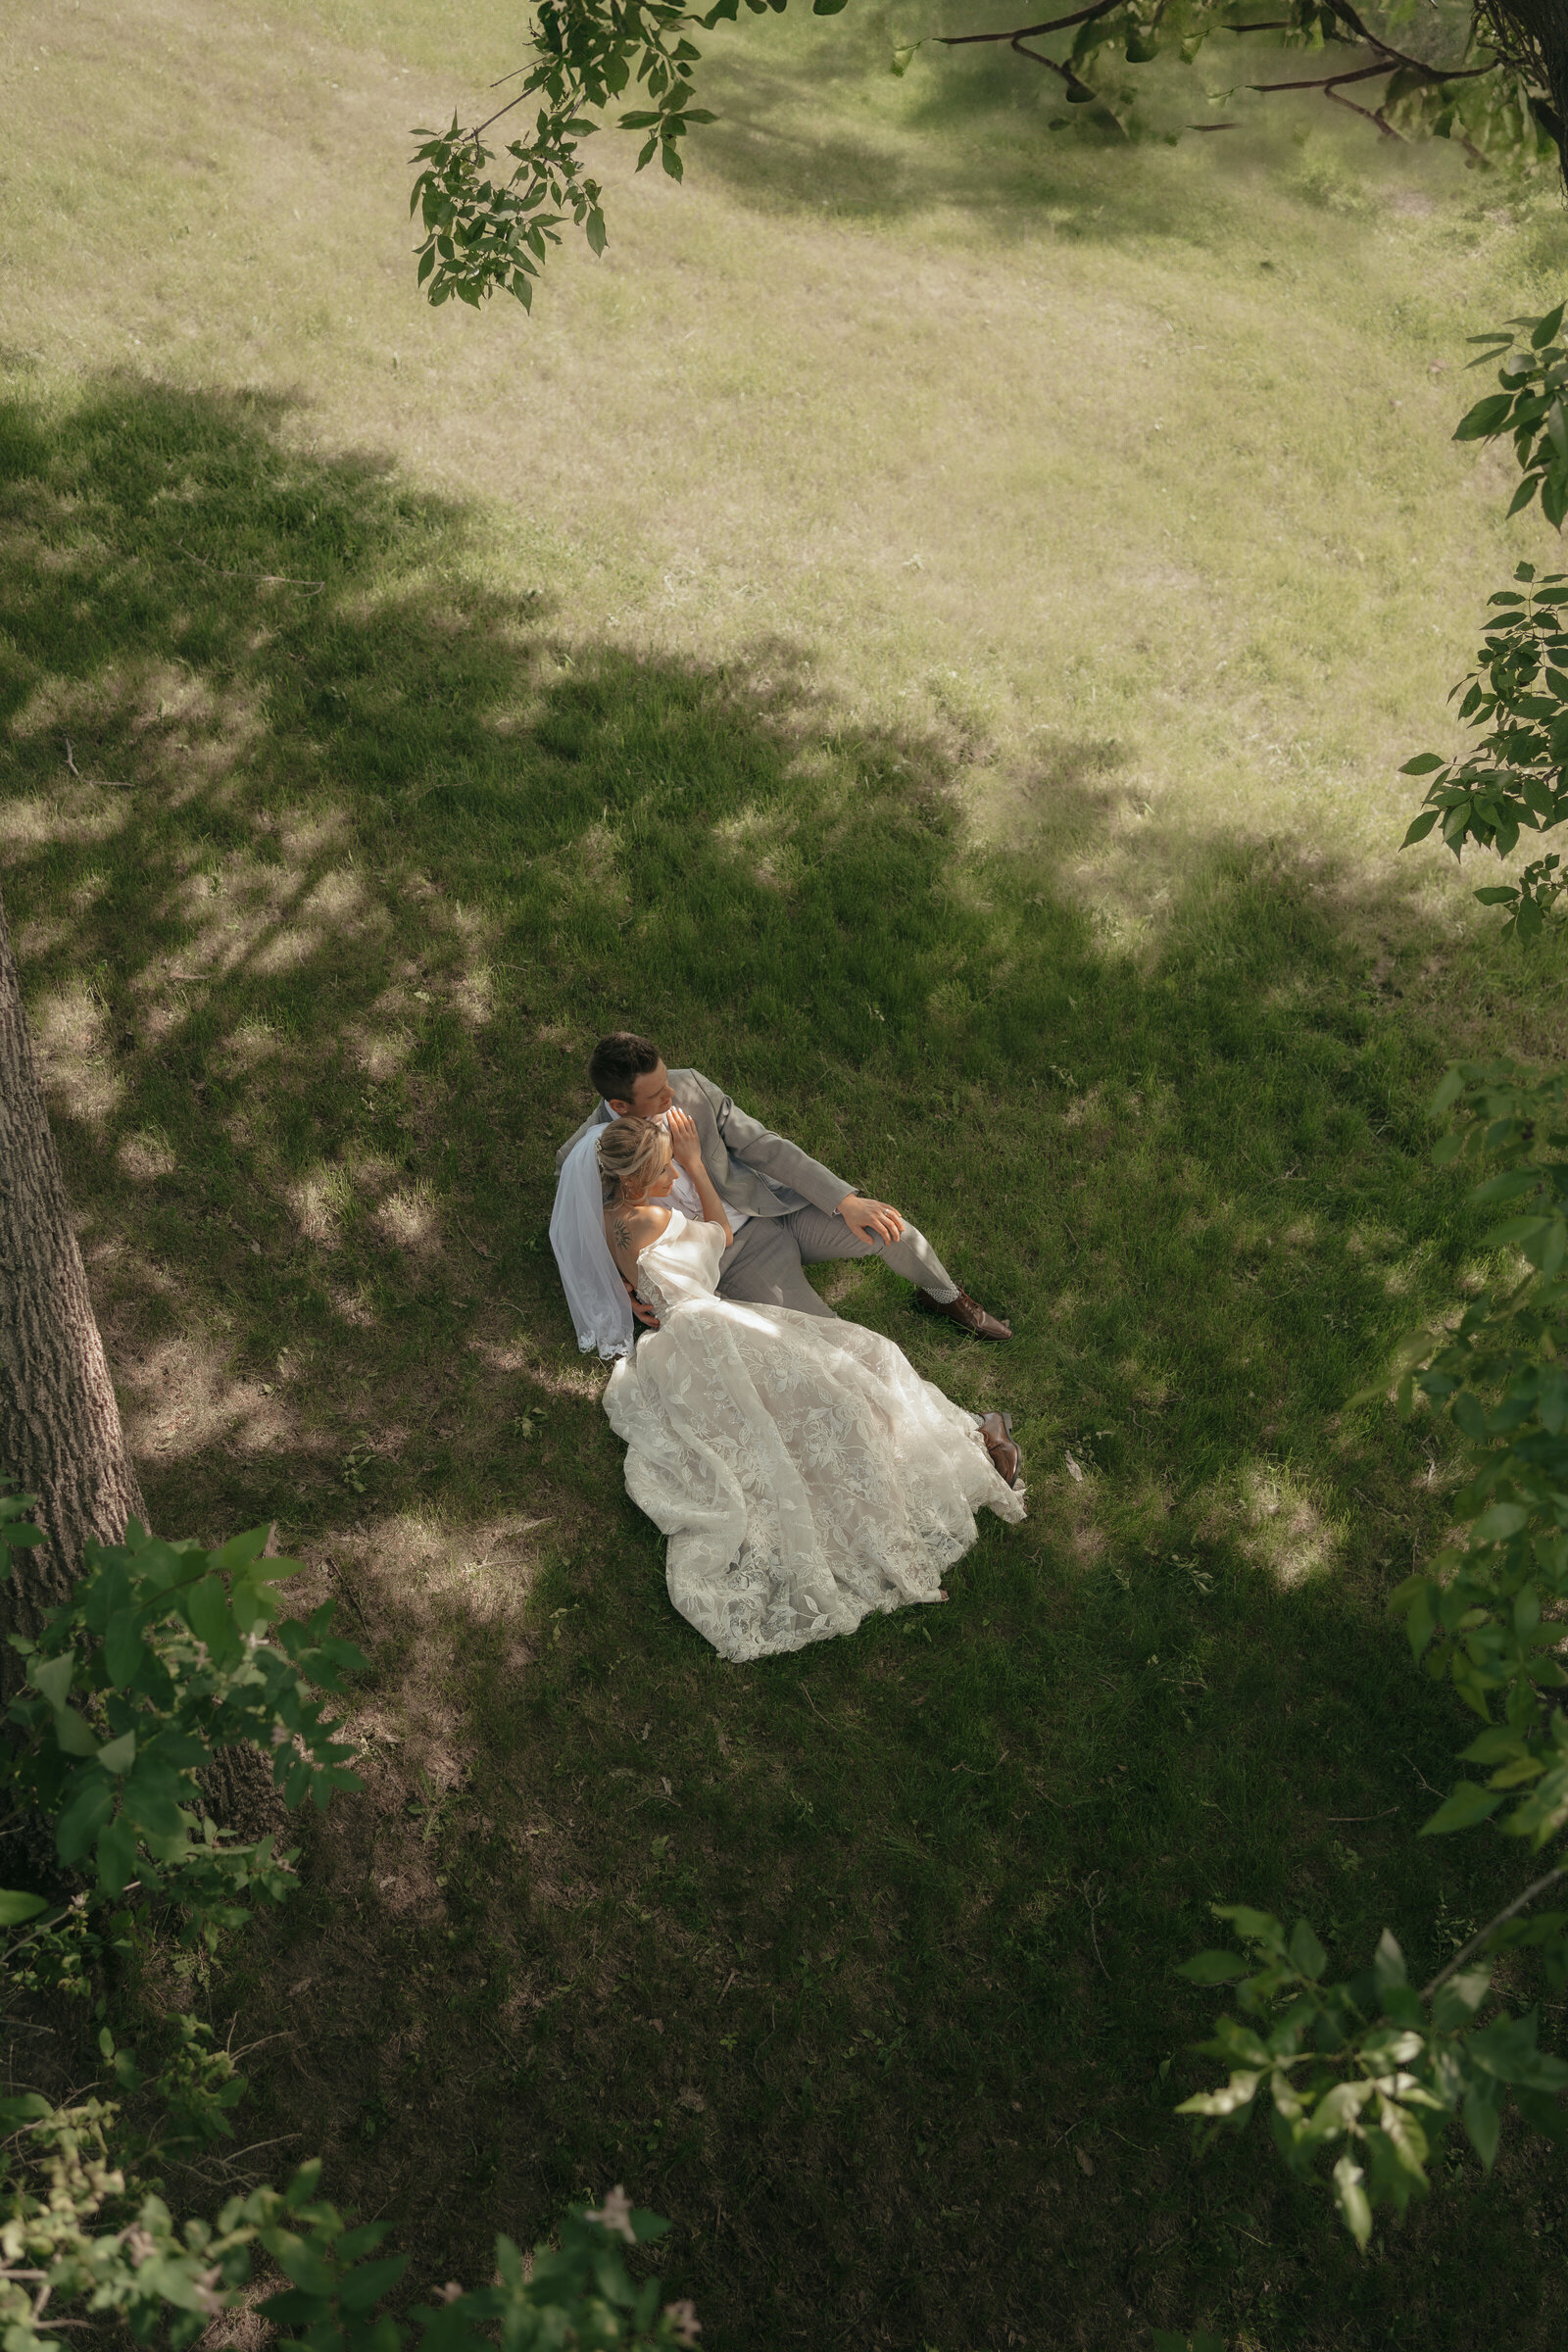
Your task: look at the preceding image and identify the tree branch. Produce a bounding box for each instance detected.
[1009,33,1116,110]
[1421,1860,1568,1999]
[934,2,1121,44]
[1248,61,1390,91]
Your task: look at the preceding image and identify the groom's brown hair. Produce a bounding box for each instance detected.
[589,1032,662,1103]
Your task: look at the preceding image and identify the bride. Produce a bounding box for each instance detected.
[597,1109,1026,1663]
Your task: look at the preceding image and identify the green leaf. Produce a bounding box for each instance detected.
[1402,809,1441,847]
[1400,753,1446,775]
[1176,2071,1261,2118]
[51,1705,98,1757]
[335,2256,411,2312]
[283,2159,323,2210]
[1515,2082,1568,2144]
[1432,1967,1492,2032]
[1211,1904,1286,1949]
[1472,1502,1530,1541]
[1289,1918,1328,1981]
[1463,2081,1501,2168]
[1176,1949,1250,1984]
[218,1526,274,1572]
[97,1813,137,1897]
[1332,2150,1373,2248]
[1421,1781,1504,1835]
[31,1652,74,1709]
[1430,1066,1466,1118]
[105,1608,147,1690]
[0,1889,50,1926]
[186,1575,240,1663]
[269,2234,336,2297]
[1482,1218,1552,1250]
[1471,1167,1543,1205]
[1451,1390,1488,1442]
[0,2094,52,2127]
[1373,1928,1407,1994]
[1532,301,1567,351]
[585,207,607,257]
[56,1774,115,1865]
[1455,393,1515,441]
[97,1729,136,1775]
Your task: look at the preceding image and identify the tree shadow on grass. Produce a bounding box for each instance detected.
[686,19,1508,251]
[0,374,1557,2351]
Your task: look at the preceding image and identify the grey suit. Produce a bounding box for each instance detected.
[555,1068,959,1321]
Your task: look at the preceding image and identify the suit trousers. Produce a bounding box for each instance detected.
[715,1204,959,1322]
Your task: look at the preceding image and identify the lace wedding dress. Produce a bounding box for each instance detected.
[602,1211,1026,1662]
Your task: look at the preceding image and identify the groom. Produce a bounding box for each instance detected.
[555,1031,1011,1339]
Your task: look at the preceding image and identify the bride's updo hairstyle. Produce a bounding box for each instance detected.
[597,1115,671,1203]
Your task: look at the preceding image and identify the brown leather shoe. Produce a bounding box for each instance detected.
[914,1288,1012,1341]
[978,1410,1021,1488]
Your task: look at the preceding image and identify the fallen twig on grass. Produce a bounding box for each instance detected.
[1082,1873,1110,1980]
[323,1556,368,1629]
[62,736,132,788]
[176,541,324,591]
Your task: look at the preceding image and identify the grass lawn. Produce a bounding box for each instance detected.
[6,5,1568,2348]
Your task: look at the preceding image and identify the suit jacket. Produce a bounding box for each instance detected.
[554,1069,852,1222]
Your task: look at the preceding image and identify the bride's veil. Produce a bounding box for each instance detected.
[549,1117,635,1360]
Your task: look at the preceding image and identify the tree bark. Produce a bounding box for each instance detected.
[0,883,146,1647]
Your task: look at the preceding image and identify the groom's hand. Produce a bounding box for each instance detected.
[624,1279,661,1331]
[837,1193,906,1247]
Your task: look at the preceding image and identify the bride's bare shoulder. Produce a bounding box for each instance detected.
[605,1201,671,1260]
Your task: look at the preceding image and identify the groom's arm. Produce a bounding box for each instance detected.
[687,1074,852,1217]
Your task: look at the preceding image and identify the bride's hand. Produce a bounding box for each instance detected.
[666,1105,704,1173]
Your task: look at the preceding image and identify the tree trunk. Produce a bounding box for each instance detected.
[0,882,146,1646]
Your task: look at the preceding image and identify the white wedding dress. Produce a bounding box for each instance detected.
[602,1212,1026,1662]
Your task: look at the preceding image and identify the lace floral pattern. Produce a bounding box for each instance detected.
[601,1214,1025,1662]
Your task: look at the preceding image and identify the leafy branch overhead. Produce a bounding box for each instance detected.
[1177,1062,1568,2244]
[1402,306,1568,936]
[0,1489,697,2352]
[926,0,1560,151]
[411,0,1564,313]
[0,1496,365,1925]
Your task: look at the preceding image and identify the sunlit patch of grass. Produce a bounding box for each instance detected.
[1236,1461,1345,1591]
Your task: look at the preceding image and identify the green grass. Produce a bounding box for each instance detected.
[6,368,1568,2351]
[7,5,1568,2347]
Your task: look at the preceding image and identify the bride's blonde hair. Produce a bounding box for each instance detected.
[597,1115,671,1203]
